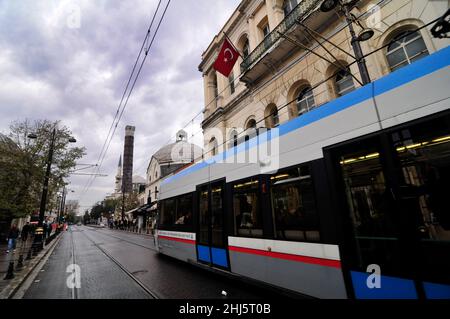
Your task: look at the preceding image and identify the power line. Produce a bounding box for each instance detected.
[94,0,172,180]
[99,0,172,178]
[95,0,164,174]
[78,0,171,203]
[79,0,163,200]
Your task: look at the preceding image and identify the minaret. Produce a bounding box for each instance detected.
[115,155,122,193]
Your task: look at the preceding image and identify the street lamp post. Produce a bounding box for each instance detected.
[343,5,371,85]
[28,127,76,253]
[33,127,56,253]
[121,187,125,223]
[320,0,374,85]
[58,186,74,224]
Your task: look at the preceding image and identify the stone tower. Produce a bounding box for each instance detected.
[122,126,135,194]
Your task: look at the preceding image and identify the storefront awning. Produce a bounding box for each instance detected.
[136,201,158,215]
[125,207,139,215]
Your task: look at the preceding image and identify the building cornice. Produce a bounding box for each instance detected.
[201,107,225,129]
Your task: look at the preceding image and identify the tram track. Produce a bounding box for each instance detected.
[88,227,158,252]
[78,226,160,299]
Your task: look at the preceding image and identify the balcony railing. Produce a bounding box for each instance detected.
[240,0,321,74]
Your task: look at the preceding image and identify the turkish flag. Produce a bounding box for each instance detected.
[213,38,240,77]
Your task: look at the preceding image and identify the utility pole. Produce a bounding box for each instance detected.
[33,127,56,252]
[27,126,76,253]
[343,5,371,85]
[121,187,125,222]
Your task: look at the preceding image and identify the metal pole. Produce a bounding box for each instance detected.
[33,127,56,252]
[62,186,67,221]
[122,187,125,222]
[57,187,64,224]
[344,6,371,85]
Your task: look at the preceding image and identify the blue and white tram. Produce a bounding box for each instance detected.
[155,46,450,299]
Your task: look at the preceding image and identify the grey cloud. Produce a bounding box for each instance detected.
[0,0,240,210]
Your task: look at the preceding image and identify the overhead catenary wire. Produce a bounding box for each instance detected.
[81,0,164,195]
[98,0,172,172]
[78,0,171,203]
[79,0,163,199]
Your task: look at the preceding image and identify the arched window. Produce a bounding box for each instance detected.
[229,130,238,149]
[229,72,235,95]
[271,108,279,127]
[283,0,298,16]
[244,119,257,143]
[335,69,355,97]
[265,104,279,128]
[213,74,218,98]
[210,137,218,156]
[243,39,250,59]
[258,17,270,46]
[386,30,429,71]
[296,87,315,115]
[246,119,256,130]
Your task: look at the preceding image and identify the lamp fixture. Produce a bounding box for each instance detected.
[356,28,374,42]
[319,0,339,12]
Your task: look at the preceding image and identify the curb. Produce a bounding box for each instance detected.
[0,233,63,299]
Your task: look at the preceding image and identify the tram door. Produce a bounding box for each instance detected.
[196,180,229,269]
[330,115,450,299]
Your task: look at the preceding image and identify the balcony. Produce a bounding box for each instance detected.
[240,0,333,84]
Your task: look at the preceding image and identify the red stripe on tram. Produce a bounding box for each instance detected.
[158,235,196,245]
[229,245,341,269]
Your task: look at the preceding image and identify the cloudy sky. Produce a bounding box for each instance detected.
[0,0,240,213]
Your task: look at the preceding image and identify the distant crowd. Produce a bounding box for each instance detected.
[4,219,68,253]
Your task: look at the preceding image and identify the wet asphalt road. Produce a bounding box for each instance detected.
[23,226,284,299]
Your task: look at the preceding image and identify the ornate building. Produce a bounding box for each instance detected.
[199,0,449,157]
[138,130,203,207]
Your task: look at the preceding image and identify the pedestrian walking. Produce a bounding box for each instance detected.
[47,222,52,238]
[42,222,48,240]
[21,222,31,242]
[6,224,19,253]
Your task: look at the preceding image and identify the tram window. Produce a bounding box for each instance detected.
[175,194,193,225]
[198,187,209,245]
[339,147,396,239]
[211,184,224,246]
[390,118,450,284]
[232,178,262,237]
[392,126,450,240]
[270,165,320,242]
[160,198,176,225]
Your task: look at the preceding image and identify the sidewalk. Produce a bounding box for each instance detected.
[89,225,155,238]
[0,234,62,299]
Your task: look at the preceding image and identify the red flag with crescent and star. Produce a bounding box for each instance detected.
[213,38,240,77]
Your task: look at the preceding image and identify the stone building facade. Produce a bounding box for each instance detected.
[199,0,449,157]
